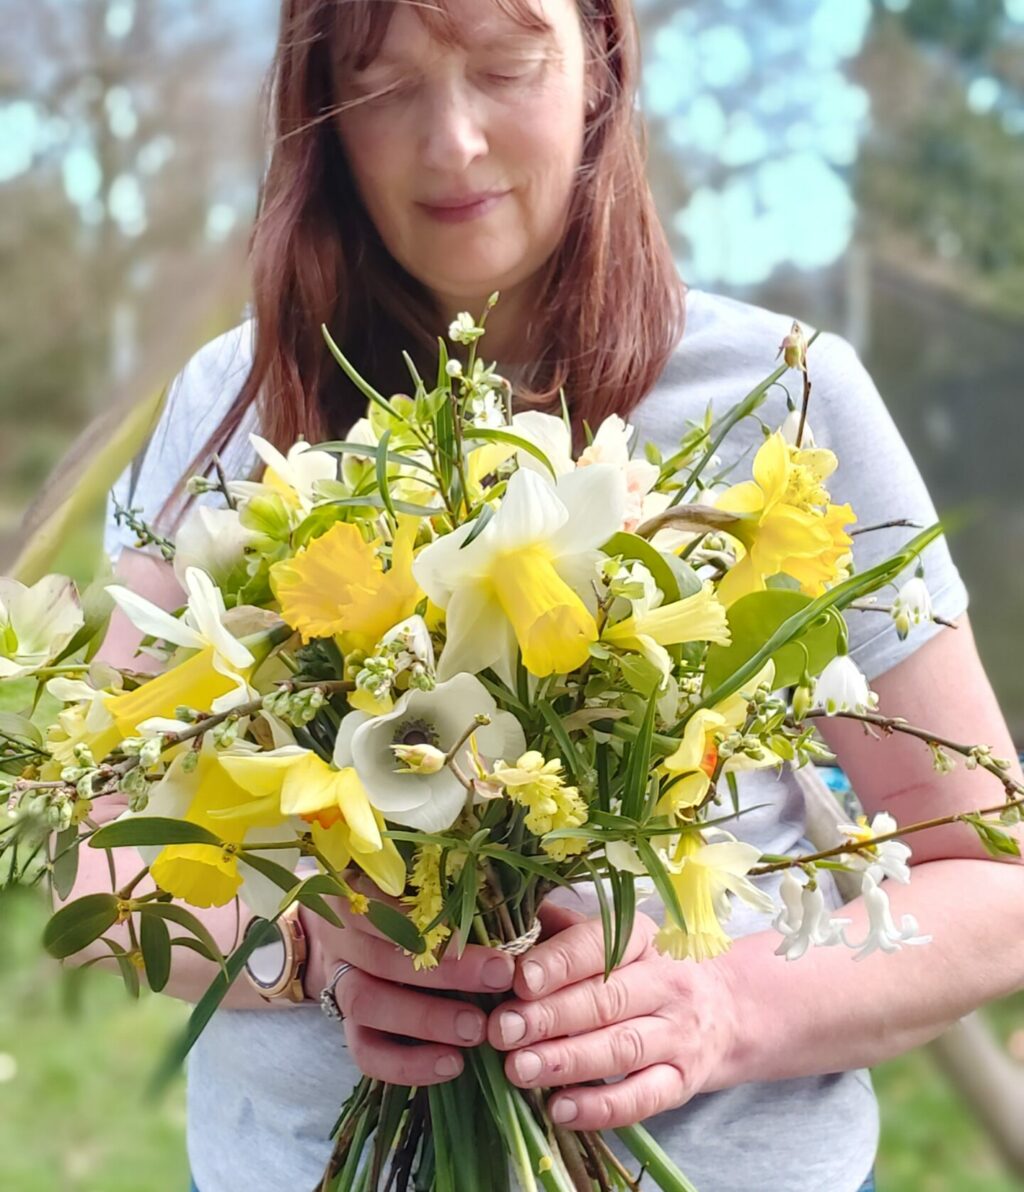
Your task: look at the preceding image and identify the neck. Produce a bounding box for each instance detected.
[436,277,542,367]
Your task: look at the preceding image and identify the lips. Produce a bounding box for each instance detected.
[420,189,508,211]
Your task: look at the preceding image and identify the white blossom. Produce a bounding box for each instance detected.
[772,872,852,961]
[891,576,934,641]
[846,872,931,961]
[812,654,878,716]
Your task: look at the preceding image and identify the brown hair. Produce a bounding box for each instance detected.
[178,0,686,506]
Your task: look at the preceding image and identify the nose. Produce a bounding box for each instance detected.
[418,80,488,174]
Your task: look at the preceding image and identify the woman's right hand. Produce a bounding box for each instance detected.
[300,898,516,1085]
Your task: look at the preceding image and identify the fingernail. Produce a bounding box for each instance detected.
[499,1010,527,1046]
[521,960,544,993]
[455,1011,482,1043]
[482,956,513,990]
[515,1050,542,1082]
[551,1098,578,1124]
[434,1054,461,1078]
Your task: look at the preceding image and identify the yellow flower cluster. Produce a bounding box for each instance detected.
[403,845,455,970]
[489,752,588,861]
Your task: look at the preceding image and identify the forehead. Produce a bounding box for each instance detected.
[334,0,563,72]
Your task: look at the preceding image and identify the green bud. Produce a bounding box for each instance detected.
[240,492,292,541]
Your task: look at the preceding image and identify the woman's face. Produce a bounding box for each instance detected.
[333,0,589,323]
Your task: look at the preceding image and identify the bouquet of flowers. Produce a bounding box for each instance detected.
[3,295,1022,1191]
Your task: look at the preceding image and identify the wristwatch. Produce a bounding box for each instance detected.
[242,902,309,1003]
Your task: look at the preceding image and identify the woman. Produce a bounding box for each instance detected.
[84,1,1024,1190]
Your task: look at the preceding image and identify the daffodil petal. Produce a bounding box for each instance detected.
[549,464,627,553]
[105,584,205,652]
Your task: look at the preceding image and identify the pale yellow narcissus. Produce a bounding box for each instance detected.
[659,661,779,816]
[270,515,422,655]
[413,464,627,683]
[654,829,776,962]
[218,747,406,898]
[714,431,855,606]
[602,581,731,682]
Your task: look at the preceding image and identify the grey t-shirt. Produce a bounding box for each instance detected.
[105,288,968,1192]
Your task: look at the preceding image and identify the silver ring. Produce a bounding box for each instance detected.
[319,961,354,1023]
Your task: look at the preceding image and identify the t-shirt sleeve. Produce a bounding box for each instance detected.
[103,321,256,566]
[810,331,969,681]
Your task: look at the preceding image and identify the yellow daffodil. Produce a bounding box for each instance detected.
[230,434,337,515]
[270,516,421,653]
[127,740,301,917]
[715,432,856,606]
[603,581,731,681]
[660,661,779,815]
[219,746,406,897]
[654,829,775,962]
[413,465,626,682]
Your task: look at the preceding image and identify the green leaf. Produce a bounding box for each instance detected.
[140,912,172,993]
[965,814,1022,859]
[89,817,223,850]
[375,428,398,523]
[318,493,444,517]
[43,892,120,959]
[601,531,682,604]
[102,937,141,999]
[459,502,494,550]
[367,899,425,954]
[464,427,558,480]
[51,826,80,901]
[137,902,228,977]
[148,917,280,1098]
[704,589,844,692]
[537,700,584,784]
[0,711,43,749]
[608,867,636,975]
[321,324,397,420]
[314,439,434,474]
[634,837,685,931]
[583,859,615,978]
[621,689,659,821]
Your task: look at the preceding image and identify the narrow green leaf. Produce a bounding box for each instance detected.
[319,493,444,517]
[321,324,396,418]
[609,868,636,974]
[314,439,434,474]
[148,917,279,1098]
[43,893,120,959]
[51,826,80,901]
[537,700,584,784]
[367,899,425,954]
[90,817,222,850]
[464,427,557,480]
[583,859,615,979]
[375,428,398,523]
[634,837,685,931]
[137,902,228,978]
[459,502,495,550]
[102,937,141,999]
[621,689,659,820]
[140,912,172,992]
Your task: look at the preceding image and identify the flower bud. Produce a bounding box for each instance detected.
[392,742,447,774]
[778,321,807,371]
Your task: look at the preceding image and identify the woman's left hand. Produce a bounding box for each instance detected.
[487,903,738,1131]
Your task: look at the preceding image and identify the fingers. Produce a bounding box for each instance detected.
[330,925,514,993]
[513,913,655,1000]
[337,967,487,1048]
[536,900,588,939]
[491,961,666,1052]
[547,1063,689,1132]
[503,1015,676,1089]
[345,1021,465,1086]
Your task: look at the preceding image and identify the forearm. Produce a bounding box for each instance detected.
[712,856,1024,1089]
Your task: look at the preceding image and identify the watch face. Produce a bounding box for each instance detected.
[246,921,287,988]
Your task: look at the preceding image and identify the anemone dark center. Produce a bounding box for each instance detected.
[393,718,440,750]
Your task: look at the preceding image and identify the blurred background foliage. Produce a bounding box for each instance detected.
[1,0,1022,1188]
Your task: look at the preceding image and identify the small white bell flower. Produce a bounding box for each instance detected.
[813,653,878,716]
[891,575,934,641]
[846,872,931,961]
[772,872,852,961]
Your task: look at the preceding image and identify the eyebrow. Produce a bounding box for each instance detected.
[368,30,552,68]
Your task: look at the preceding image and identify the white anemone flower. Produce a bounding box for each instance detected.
[846,872,931,961]
[106,566,253,691]
[891,576,934,641]
[336,673,526,833]
[172,505,258,589]
[773,872,852,961]
[413,464,627,683]
[812,653,878,716]
[0,575,84,679]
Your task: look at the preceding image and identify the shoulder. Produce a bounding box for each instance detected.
[164,317,257,448]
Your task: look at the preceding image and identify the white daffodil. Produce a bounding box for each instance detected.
[577,414,660,532]
[839,811,913,885]
[229,434,337,515]
[337,673,526,833]
[891,575,934,641]
[414,464,627,682]
[847,872,931,961]
[509,411,576,477]
[0,575,84,679]
[772,872,852,962]
[106,566,253,696]
[812,653,878,716]
[172,505,258,590]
